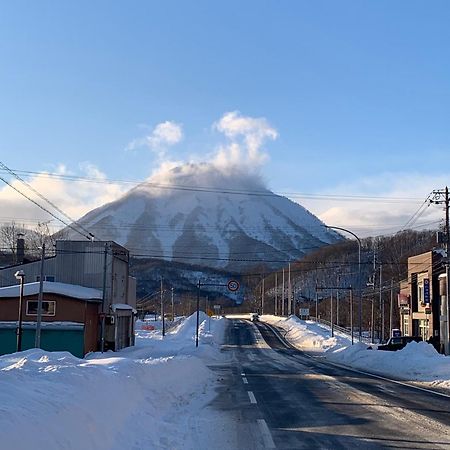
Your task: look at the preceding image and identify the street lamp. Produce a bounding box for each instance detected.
[324,225,362,341]
[14,270,25,352]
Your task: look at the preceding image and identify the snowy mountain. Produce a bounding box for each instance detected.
[67,163,341,270]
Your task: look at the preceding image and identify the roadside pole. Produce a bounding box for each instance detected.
[274,273,278,315]
[261,276,265,315]
[288,263,292,315]
[350,287,354,345]
[35,243,45,348]
[315,286,318,322]
[171,287,175,322]
[161,278,165,337]
[389,279,394,338]
[379,264,383,342]
[196,280,200,347]
[330,291,334,337]
[282,268,285,316]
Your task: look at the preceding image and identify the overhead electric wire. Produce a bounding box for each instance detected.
[402,191,432,230]
[0,161,95,240]
[0,167,423,203]
[0,175,90,240]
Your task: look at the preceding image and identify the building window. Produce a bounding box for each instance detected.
[36,276,55,282]
[418,282,424,304]
[418,319,429,341]
[26,300,56,316]
[403,315,409,336]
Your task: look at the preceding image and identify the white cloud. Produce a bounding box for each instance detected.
[0,163,126,233]
[295,172,448,237]
[126,121,183,159]
[212,111,278,170]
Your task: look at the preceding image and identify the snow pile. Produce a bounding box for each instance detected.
[262,315,350,353]
[262,315,450,391]
[0,313,231,450]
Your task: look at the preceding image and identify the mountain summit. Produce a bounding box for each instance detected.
[68,163,341,269]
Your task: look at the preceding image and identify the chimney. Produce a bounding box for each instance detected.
[16,233,25,264]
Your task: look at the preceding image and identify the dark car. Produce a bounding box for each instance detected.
[371,336,423,351]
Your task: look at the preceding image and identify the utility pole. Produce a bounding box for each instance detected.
[350,286,354,345]
[315,284,318,321]
[430,187,450,354]
[171,287,175,322]
[330,291,334,337]
[35,243,45,348]
[274,272,278,315]
[379,264,383,342]
[389,278,394,339]
[288,263,292,315]
[160,278,165,337]
[195,280,200,347]
[101,243,108,353]
[336,275,340,327]
[261,275,265,315]
[282,268,285,316]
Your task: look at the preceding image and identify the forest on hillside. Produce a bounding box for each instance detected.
[244,229,438,341]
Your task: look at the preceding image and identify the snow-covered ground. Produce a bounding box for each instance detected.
[262,314,450,392]
[0,313,233,450]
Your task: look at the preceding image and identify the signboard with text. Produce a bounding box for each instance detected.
[423,278,430,305]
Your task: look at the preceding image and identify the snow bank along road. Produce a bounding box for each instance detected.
[212,318,450,449]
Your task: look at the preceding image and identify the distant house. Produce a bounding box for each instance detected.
[399,249,447,352]
[0,282,102,357]
[0,240,137,356]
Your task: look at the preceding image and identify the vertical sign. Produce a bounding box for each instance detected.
[423,278,430,305]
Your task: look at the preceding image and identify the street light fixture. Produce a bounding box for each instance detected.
[14,270,25,352]
[323,225,362,341]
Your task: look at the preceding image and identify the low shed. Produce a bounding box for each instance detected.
[0,281,102,357]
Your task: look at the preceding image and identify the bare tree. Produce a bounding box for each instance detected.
[0,221,26,261]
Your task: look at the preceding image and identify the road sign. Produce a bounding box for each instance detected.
[227,279,240,292]
[423,279,430,304]
[299,308,310,316]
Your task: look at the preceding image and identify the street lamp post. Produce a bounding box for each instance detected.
[15,270,25,352]
[324,225,362,341]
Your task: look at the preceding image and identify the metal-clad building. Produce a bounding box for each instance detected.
[0,240,136,352]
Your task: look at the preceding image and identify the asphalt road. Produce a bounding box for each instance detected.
[210,318,450,450]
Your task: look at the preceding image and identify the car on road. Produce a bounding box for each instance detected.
[250,313,259,322]
[368,336,423,351]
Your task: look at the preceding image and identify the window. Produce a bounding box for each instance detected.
[403,315,409,336]
[418,283,423,304]
[26,300,56,316]
[36,276,55,282]
[418,319,429,341]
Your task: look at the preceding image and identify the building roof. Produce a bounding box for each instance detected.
[0,281,103,301]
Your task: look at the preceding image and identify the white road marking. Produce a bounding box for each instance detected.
[242,377,248,384]
[248,391,257,404]
[257,419,276,449]
[263,321,450,400]
[241,372,245,376]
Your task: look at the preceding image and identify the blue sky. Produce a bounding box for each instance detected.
[0,1,449,235]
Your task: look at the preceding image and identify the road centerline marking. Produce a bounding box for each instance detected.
[242,377,248,384]
[248,391,257,404]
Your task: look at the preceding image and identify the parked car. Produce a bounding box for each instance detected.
[368,336,423,351]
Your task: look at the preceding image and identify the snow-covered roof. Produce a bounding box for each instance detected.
[0,282,103,301]
[111,303,136,313]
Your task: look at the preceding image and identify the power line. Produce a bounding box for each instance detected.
[0,168,424,203]
[0,175,91,240]
[0,161,95,240]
